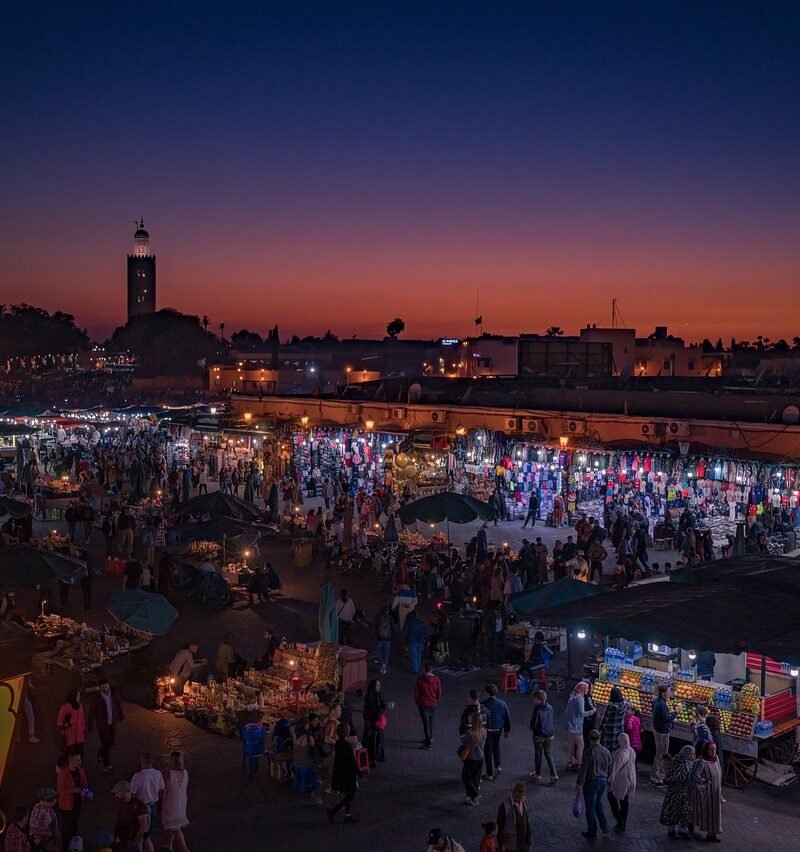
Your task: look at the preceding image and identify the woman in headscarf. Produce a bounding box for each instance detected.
[607,732,637,832]
[659,745,695,839]
[692,741,722,842]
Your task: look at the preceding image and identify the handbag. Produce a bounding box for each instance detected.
[572,789,583,818]
[457,743,472,762]
[375,713,388,730]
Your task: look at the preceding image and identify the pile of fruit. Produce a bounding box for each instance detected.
[640,693,654,715]
[710,708,733,733]
[739,683,761,714]
[675,681,714,704]
[620,669,642,688]
[673,703,695,725]
[728,711,756,738]
[592,681,613,703]
[621,686,641,709]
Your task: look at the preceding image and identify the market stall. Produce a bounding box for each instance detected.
[155,642,340,735]
[536,568,800,788]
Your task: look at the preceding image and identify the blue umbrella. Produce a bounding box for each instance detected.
[318,581,339,644]
[107,590,178,637]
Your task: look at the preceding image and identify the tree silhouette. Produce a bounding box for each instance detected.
[545,326,564,337]
[386,318,405,339]
[230,329,263,352]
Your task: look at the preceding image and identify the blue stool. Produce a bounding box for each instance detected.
[241,723,266,778]
[294,765,319,793]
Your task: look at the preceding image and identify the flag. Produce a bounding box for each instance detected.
[474,315,482,326]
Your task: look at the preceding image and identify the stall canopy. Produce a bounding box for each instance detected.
[170,516,276,543]
[510,577,610,618]
[176,492,263,522]
[399,492,495,525]
[107,590,178,637]
[670,555,800,592]
[0,545,86,591]
[536,578,800,661]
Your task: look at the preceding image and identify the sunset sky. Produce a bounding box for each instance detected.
[2,2,798,343]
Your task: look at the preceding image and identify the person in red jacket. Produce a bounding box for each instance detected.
[414,662,442,750]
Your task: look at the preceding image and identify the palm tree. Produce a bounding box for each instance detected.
[545,326,564,337]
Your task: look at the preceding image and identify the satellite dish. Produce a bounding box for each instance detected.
[782,405,800,425]
[408,383,422,403]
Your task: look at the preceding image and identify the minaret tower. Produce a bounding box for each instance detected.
[126,219,156,321]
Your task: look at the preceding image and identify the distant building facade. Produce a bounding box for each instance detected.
[127,219,156,321]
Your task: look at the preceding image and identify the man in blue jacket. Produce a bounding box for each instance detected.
[649,684,678,786]
[481,683,511,780]
[529,689,558,784]
[403,610,427,674]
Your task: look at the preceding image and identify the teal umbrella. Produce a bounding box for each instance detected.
[318,581,339,644]
[107,590,178,637]
[510,577,609,618]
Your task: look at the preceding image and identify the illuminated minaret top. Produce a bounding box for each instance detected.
[133,219,151,256]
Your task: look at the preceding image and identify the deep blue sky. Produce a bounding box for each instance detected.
[2,1,798,340]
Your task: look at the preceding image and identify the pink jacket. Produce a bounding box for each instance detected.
[624,714,642,752]
[57,702,87,746]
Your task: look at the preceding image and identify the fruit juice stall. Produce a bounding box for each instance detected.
[536,574,800,789]
[590,646,799,787]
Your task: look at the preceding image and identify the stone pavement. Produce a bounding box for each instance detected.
[5,505,799,851]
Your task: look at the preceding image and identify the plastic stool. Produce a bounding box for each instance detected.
[355,748,371,773]
[500,671,519,694]
[294,765,319,793]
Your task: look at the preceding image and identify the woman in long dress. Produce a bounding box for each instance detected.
[692,741,723,842]
[607,732,637,832]
[659,745,695,839]
[161,750,190,852]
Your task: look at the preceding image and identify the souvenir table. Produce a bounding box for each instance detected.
[157,642,340,736]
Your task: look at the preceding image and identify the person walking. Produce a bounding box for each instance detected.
[414,662,442,750]
[521,492,539,528]
[529,689,558,784]
[598,687,628,754]
[458,688,489,735]
[56,689,86,759]
[659,746,695,840]
[112,780,149,850]
[129,753,165,852]
[335,589,356,646]
[565,682,595,772]
[29,788,60,851]
[362,678,387,767]
[161,751,190,852]
[495,782,532,852]
[374,604,392,674]
[650,685,678,786]
[56,750,88,851]
[403,610,427,674]
[326,723,361,824]
[607,732,637,833]
[575,729,612,839]
[87,678,124,773]
[460,710,486,806]
[481,684,511,781]
[692,741,723,842]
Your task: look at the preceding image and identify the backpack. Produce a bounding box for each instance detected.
[376,613,392,641]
